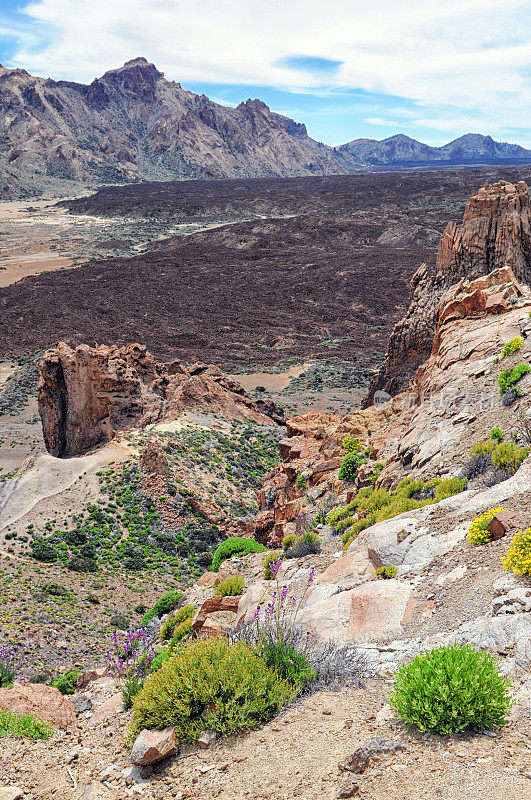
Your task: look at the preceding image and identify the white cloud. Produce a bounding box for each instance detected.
[4,0,531,143]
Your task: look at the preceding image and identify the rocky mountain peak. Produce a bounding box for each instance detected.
[100,57,163,100]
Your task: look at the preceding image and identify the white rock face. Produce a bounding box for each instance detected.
[298,579,415,645]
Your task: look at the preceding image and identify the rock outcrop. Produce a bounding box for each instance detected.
[38,342,283,457]
[365,180,531,402]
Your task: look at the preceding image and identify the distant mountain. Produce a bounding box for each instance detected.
[0,57,345,197]
[0,57,530,198]
[336,133,531,168]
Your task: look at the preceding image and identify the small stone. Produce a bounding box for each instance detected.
[197,729,217,748]
[337,782,360,798]
[339,737,403,774]
[72,695,92,715]
[375,704,395,726]
[131,726,178,765]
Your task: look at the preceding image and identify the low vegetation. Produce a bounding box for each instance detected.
[502,528,531,575]
[327,476,467,549]
[390,644,512,734]
[216,574,245,596]
[0,709,53,740]
[211,537,266,572]
[467,508,505,546]
[130,637,296,741]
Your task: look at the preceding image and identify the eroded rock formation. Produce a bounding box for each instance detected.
[365,180,531,402]
[38,342,283,457]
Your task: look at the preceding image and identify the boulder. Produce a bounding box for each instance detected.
[0,683,75,729]
[130,727,178,766]
[299,580,415,645]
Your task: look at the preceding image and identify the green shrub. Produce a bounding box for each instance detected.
[41,582,70,598]
[375,565,398,579]
[0,709,53,740]
[433,477,468,501]
[263,551,283,579]
[499,337,524,359]
[498,363,531,395]
[67,556,98,573]
[169,618,193,647]
[490,427,504,443]
[338,450,369,482]
[341,517,372,544]
[141,590,183,627]
[130,638,295,741]
[159,604,195,643]
[53,668,81,695]
[331,476,466,541]
[491,442,530,474]
[281,534,296,552]
[30,538,57,563]
[502,528,531,575]
[390,644,512,734]
[258,640,316,687]
[217,575,245,596]
[211,537,266,572]
[285,530,321,559]
[470,440,496,457]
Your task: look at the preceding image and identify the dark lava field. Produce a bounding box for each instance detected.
[2,165,531,369]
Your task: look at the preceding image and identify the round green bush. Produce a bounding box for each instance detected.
[130,637,294,741]
[211,537,266,572]
[390,644,512,734]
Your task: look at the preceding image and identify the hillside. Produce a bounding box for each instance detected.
[0,180,530,799]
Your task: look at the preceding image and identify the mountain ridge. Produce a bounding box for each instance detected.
[0,56,530,198]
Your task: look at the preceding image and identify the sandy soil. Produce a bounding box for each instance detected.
[0,253,73,287]
[1,680,529,800]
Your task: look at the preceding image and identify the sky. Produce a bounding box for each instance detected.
[0,0,530,147]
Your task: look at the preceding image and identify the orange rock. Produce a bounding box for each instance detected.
[0,683,76,729]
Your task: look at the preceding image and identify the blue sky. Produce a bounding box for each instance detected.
[1,0,531,147]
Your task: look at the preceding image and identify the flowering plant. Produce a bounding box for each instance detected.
[107,628,155,709]
[0,641,19,687]
[232,558,317,689]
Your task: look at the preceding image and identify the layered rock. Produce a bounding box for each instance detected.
[365,180,531,402]
[38,341,283,457]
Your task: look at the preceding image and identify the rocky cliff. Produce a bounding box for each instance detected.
[365,180,531,402]
[38,342,283,457]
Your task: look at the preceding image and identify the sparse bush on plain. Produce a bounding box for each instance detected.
[390,644,512,734]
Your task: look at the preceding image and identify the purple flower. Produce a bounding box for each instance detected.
[280,586,288,601]
[308,567,315,584]
[253,606,261,620]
